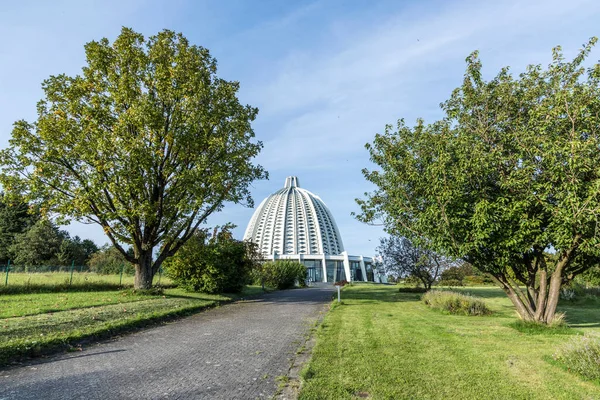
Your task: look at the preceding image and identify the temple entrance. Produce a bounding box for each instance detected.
[302,260,323,282]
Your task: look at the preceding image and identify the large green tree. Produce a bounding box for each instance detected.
[10,219,66,266]
[357,39,600,323]
[0,28,266,288]
[0,193,38,263]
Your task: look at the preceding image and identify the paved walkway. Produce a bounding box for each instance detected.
[0,287,333,400]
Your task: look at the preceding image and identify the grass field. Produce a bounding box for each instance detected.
[0,284,264,366]
[0,271,173,294]
[298,284,600,400]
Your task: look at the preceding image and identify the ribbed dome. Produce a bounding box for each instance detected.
[244,176,345,256]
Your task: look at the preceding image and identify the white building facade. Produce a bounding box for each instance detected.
[244,176,385,283]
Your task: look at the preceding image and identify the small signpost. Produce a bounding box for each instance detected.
[335,284,341,302]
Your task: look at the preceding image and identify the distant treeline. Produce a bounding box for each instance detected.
[0,193,131,274]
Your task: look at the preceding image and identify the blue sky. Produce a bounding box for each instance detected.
[1,0,599,256]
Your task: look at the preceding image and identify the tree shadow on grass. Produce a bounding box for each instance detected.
[339,289,423,303]
[440,286,507,299]
[561,305,600,329]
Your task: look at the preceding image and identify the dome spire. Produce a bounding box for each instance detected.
[284,176,300,188]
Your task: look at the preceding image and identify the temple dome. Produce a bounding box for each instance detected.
[244,176,345,256]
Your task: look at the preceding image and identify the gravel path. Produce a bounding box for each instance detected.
[0,287,333,400]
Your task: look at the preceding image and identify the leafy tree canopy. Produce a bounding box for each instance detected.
[10,219,66,266]
[0,192,39,263]
[0,28,267,288]
[88,244,134,275]
[378,236,449,290]
[357,38,600,323]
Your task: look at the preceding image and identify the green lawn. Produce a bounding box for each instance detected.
[0,285,264,366]
[298,284,600,400]
[1,290,163,318]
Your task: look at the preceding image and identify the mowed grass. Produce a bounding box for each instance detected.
[1,290,163,318]
[0,285,264,366]
[299,284,600,400]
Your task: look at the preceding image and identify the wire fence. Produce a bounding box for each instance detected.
[0,261,166,289]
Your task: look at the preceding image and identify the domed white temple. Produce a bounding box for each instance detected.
[244,176,381,283]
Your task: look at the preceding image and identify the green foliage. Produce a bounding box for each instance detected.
[0,193,39,263]
[357,38,600,323]
[57,236,99,266]
[554,335,600,381]
[422,290,492,316]
[165,226,259,294]
[580,265,600,287]
[378,236,449,289]
[439,263,494,286]
[0,27,266,289]
[10,220,65,266]
[258,260,307,290]
[510,318,573,336]
[88,245,134,275]
[7,218,99,267]
[402,275,423,287]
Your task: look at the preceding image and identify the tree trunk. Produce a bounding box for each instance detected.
[533,269,547,322]
[420,276,432,290]
[134,252,154,289]
[543,267,564,323]
[493,274,535,321]
[503,285,535,321]
[543,237,580,323]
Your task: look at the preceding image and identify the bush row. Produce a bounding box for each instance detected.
[422,290,492,316]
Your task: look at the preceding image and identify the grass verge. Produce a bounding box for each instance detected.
[0,285,264,367]
[298,284,600,400]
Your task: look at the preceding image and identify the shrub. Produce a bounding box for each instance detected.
[334,280,349,287]
[511,313,573,335]
[559,282,600,302]
[88,245,134,275]
[258,260,307,290]
[422,290,492,316]
[438,279,463,287]
[403,275,423,287]
[554,335,600,381]
[397,287,427,293]
[560,287,577,301]
[164,227,259,294]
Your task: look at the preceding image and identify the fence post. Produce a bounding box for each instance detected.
[69,260,75,285]
[4,260,10,286]
[119,263,124,286]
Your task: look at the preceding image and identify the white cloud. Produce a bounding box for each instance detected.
[249,0,600,177]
